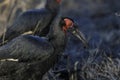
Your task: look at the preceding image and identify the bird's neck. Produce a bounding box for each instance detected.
[47,16,66,52]
[46,6,60,14]
[45,1,60,14]
[49,27,66,51]
[47,8,60,14]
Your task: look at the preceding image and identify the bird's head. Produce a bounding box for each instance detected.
[47,0,62,4]
[60,17,89,48]
[56,0,62,4]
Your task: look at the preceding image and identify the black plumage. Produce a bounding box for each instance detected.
[0,15,88,80]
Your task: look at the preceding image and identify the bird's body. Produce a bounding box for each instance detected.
[0,35,54,61]
[4,9,54,40]
[0,35,57,80]
[0,15,88,79]
[0,0,61,45]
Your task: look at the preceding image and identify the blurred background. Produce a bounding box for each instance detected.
[0,0,120,80]
[0,0,120,34]
[0,0,120,33]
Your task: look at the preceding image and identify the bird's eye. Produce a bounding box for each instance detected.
[60,19,66,27]
[60,18,74,32]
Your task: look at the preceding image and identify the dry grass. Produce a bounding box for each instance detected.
[79,50,120,80]
[0,0,42,35]
[42,49,120,80]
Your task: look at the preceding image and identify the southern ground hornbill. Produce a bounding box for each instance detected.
[0,15,88,80]
[0,0,62,45]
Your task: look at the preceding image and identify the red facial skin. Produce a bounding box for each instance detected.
[63,18,74,32]
[56,0,61,3]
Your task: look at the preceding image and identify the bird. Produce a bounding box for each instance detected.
[0,15,88,80]
[0,0,62,45]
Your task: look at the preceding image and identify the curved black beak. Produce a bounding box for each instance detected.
[68,24,89,48]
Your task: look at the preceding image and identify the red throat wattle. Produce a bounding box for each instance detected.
[63,18,74,32]
[56,0,61,3]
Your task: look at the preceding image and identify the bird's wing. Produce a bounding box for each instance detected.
[0,35,54,62]
[0,9,53,42]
